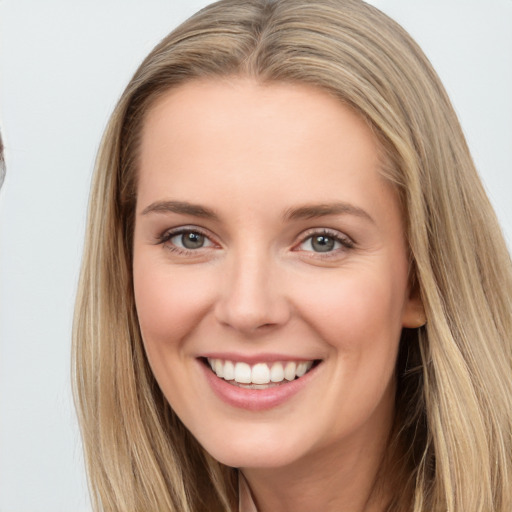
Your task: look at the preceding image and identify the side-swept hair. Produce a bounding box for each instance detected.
[73,1,512,510]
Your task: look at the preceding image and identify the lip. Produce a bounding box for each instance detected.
[200,352,316,364]
[198,356,321,411]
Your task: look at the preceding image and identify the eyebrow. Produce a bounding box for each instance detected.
[140,200,219,220]
[283,202,375,223]
[140,199,374,224]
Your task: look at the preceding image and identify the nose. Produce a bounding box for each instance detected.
[214,249,291,335]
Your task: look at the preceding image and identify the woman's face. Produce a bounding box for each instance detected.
[133,78,423,470]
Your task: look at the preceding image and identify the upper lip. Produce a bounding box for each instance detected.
[199,352,321,364]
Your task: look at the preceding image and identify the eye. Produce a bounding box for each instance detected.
[157,227,216,252]
[297,230,354,254]
[303,234,338,253]
[171,231,211,249]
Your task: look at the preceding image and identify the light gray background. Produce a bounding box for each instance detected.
[1,1,511,511]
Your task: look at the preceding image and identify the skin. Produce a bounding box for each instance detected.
[133,78,424,512]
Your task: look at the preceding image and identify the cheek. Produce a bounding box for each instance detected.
[133,258,213,350]
[132,259,216,415]
[293,268,406,428]
[292,266,407,351]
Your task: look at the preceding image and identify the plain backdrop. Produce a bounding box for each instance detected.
[0,1,511,511]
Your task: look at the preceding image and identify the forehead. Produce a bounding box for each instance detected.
[136,78,400,227]
[141,78,376,148]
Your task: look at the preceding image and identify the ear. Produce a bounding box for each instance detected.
[401,279,426,328]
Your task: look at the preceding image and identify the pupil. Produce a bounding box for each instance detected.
[312,235,334,252]
[182,232,204,249]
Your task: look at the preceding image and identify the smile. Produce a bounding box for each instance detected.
[206,358,317,388]
[199,356,323,411]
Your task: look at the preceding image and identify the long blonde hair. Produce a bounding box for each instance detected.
[73,1,512,510]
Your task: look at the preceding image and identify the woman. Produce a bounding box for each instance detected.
[73,0,512,510]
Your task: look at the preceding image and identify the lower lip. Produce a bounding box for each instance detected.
[199,360,320,411]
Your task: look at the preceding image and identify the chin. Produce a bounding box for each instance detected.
[209,449,301,470]
[197,428,311,469]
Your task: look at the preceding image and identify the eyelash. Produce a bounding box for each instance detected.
[294,228,355,258]
[155,227,355,257]
[156,226,216,256]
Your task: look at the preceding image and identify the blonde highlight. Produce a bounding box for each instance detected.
[73,1,512,510]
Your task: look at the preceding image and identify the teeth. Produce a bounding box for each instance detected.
[270,362,284,382]
[296,362,308,377]
[207,358,315,385]
[284,361,296,381]
[234,362,252,383]
[223,360,235,380]
[251,363,270,384]
[214,359,224,378]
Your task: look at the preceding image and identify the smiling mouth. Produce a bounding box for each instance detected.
[204,358,321,389]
